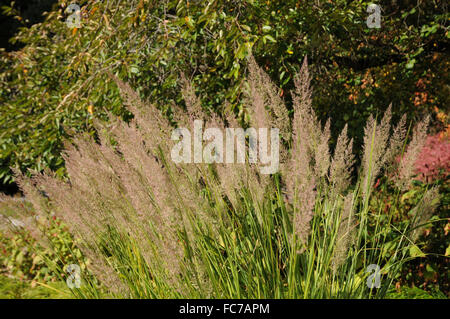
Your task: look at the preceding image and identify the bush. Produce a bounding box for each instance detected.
[1,0,448,187]
[0,194,85,284]
[0,275,70,299]
[368,155,449,296]
[414,132,450,183]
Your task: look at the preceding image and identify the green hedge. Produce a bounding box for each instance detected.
[0,0,448,185]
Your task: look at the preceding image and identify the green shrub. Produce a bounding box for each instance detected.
[386,286,447,299]
[0,275,70,299]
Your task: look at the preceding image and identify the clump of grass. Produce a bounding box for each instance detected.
[11,56,438,298]
[0,275,71,299]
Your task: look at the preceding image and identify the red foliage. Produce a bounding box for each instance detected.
[414,133,450,183]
